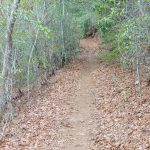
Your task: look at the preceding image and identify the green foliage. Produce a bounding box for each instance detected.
[98,49,120,63]
[83,16,96,38]
[95,0,150,66]
[0,0,82,88]
[0,0,98,89]
[0,0,149,91]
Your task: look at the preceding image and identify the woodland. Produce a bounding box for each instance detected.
[0,0,149,149]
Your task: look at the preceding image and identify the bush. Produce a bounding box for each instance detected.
[98,49,120,64]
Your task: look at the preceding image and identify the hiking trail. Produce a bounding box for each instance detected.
[1,35,149,150]
[59,36,100,150]
[0,36,101,150]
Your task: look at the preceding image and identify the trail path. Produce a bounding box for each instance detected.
[0,36,101,150]
[60,37,150,150]
[0,36,149,150]
[59,37,100,150]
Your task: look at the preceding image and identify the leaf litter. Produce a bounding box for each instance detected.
[0,36,149,150]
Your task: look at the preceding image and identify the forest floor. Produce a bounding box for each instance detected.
[0,36,149,150]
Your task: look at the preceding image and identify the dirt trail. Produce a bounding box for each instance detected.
[1,35,149,150]
[60,37,100,150]
[0,36,101,150]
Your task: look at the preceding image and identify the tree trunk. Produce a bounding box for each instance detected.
[1,0,20,115]
[60,0,65,66]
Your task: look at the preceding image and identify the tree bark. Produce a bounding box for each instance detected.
[1,0,20,114]
[2,0,20,77]
[60,0,65,65]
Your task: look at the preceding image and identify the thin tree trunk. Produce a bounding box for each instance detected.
[60,0,65,65]
[1,0,20,115]
[2,0,20,77]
